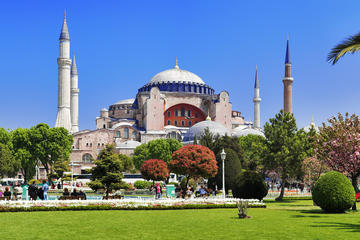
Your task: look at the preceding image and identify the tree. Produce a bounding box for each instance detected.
[315,112,360,210]
[238,135,267,171]
[29,123,73,184]
[119,154,135,173]
[302,156,329,190]
[140,159,169,182]
[0,143,20,178]
[328,32,360,64]
[132,138,182,169]
[89,144,124,197]
[214,148,242,193]
[264,110,310,201]
[169,145,218,189]
[11,128,37,183]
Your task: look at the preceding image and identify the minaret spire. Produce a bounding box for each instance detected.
[283,36,294,113]
[174,57,179,69]
[253,66,261,129]
[56,12,72,131]
[71,53,79,133]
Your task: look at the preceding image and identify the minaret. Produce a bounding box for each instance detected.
[283,36,293,113]
[253,66,261,129]
[71,54,79,133]
[55,11,72,131]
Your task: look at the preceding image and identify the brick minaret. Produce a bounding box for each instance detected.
[283,37,293,113]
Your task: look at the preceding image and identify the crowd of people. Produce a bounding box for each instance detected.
[62,187,87,199]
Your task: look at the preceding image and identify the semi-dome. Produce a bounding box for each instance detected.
[232,127,265,138]
[149,63,205,85]
[183,119,230,142]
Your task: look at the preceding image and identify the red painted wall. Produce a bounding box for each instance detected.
[164,103,206,127]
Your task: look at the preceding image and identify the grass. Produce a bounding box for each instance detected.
[1,200,360,239]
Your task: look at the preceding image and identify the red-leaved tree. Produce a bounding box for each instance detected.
[140,159,169,182]
[169,144,218,189]
[316,113,360,210]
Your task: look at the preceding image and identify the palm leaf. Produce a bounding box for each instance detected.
[327,32,360,64]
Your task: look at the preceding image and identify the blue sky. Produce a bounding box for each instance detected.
[1,0,360,130]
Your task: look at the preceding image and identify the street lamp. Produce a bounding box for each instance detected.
[69,162,80,190]
[220,149,226,199]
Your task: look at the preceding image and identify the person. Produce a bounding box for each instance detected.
[175,184,181,198]
[37,187,44,200]
[57,181,62,190]
[0,188,3,197]
[186,186,192,199]
[156,183,161,199]
[78,190,86,200]
[3,187,11,199]
[63,188,70,196]
[199,186,208,197]
[28,181,38,200]
[71,188,78,197]
[14,183,23,200]
[42,180,49,200]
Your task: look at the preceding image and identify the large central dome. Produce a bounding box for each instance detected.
[149,63,205,85]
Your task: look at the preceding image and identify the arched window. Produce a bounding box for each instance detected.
[132,131,137,140]
[174,120,178,126]
[82,153,93,163]
[124,128,129,139]
[103,124,106,129]
[167,120,171,125]
[116,131,121,138]
[181,107,185,117]
[167,111,171,117]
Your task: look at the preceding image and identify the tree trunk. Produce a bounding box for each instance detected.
[352,177,358,211]
[276,184,285,201]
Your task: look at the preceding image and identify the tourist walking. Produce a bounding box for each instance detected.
[42,180,49,200]
[28,181,38,200]
[3,187,11,199]
[156,183,161,199]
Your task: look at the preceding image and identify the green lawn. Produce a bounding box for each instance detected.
[2,200,360,239]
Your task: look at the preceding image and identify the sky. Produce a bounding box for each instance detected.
[1,0,360,131]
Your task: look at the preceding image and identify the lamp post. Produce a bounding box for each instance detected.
[69,162,80,190]
[220,149,226,199]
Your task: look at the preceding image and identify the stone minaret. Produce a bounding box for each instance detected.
[71,54,79,133]
[283,37,293,113]
[55,12,72,131]
[253,66,261,129]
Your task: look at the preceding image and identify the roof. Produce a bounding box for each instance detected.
[232,127,265,138]
[71,54,78,75]
[149,63,205,85]
[183,120,229,142]
[59,13,70,40]
[116,140,141,149]
[285,38,291,64]
[113,99,135,105]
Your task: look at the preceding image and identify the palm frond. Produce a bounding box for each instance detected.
[327,32,360,64]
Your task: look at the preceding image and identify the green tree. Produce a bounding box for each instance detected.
[328,32,360,64]
[12,128,37,182]
[132,138,182,169]
[0,143,20,178]
[264,110,309,201]
[29,123,73,184]
[0,128,12,146]
[89,144,124,197]
[119,153,134,173]
[239,135,267,171]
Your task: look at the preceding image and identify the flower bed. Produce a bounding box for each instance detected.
[0,198,265,212]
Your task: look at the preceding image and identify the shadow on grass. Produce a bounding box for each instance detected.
[311,222,360,232]
[291,215,322,218]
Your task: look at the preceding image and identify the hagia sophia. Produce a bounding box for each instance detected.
[54,14,294,174]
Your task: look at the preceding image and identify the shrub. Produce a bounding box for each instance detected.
[140,159,169,181]
[232,170,268,200]
[312,171,355,213]
[134,180,153,189]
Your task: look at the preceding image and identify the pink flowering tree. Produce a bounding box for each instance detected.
[169,145,218,189]
[140,159,169,182]
[301,156,329,190]
[316,113,360,209]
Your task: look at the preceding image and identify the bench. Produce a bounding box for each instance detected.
[59,195,86,200]
[102,195,124,200]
